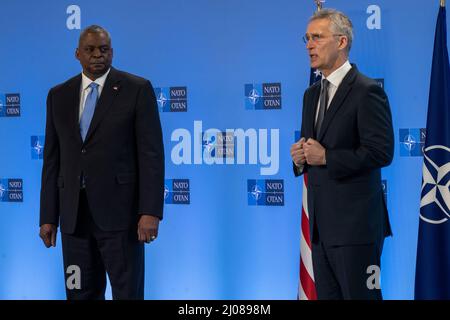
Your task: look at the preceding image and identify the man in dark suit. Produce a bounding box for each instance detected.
[290,9,394,299]
[39,25,164,300]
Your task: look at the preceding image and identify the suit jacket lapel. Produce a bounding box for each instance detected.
[308,83,321,138]
[66,75,83,145]
[317,66,357,141]
[83,68,121,143]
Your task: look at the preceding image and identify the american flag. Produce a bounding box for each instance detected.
[297,68,321,300]
[297,0,324,301]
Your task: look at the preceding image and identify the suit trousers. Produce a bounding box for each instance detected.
[61,190,144,300]
[311,221,384,300]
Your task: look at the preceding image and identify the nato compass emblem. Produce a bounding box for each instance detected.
[248,179,284,206]
[0,183,5,199]
[202,133,217,158]
[164,185,170,200]
[33,140,44,157]
[399,128,425,156]
[248,88,260,106]
[251,184,262,201]
[420,145,450,224]
[157,91,168,110]
[31,136,45,159]
[403,134,416,152]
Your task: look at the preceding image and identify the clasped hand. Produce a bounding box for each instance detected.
[290,138,326,166]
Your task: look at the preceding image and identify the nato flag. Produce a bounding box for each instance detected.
[414,4,450,300]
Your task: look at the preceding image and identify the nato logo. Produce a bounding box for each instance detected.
[164,179,190,204]
[0,93,21,117]
[375,78,384,89]
[399,128,426,156]
[0,179,23,202]
[245,83,281,110]
[248,179,284,206]
[420,145,450,224]
[202,131,235,161]
[381,179,388,205]
[31,136,45,159]
[155,86,187,112]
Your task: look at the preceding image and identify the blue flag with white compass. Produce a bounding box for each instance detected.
[415,4,450,300]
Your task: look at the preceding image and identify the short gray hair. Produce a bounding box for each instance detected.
[78,25,112,46]
[311,9,353,52]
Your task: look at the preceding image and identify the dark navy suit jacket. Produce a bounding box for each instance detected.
[40,67,165,234]
[294,65,394,246]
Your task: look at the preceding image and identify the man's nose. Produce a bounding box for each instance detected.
[306,40,314,49]
[92,47,102,56]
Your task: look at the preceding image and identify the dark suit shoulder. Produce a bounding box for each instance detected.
[304,80,321,101]
[353,73,388,105]
[112,68,151,86]
[305,80,321,93]
[353,70,383,91]
[49,74,81,94]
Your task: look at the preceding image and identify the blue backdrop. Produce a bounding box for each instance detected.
[0,0,438,299]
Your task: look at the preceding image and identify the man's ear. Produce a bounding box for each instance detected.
[338,36,349,51]
[75,48,80,61]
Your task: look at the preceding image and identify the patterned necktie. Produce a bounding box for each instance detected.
[314,78,329,138]
[80,82,99,141]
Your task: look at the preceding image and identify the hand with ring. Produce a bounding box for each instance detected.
[137,215,160,243]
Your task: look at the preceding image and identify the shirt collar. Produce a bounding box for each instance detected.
[322,60,352,88]
[81,68,111,91]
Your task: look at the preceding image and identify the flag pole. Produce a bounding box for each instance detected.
[441,0,446,8]
[315,0,323,11]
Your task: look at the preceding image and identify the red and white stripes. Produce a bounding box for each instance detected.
[298,173,317,300]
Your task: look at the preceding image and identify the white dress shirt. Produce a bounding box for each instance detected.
[315,60,352,123]
[79,68,111,120]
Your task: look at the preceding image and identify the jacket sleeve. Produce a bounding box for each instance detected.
[135,80,165,219]
[326,83,394,180]
[39,89,60,226]
[293,90,309,177]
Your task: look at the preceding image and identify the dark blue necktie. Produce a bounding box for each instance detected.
[314,78,329,138]
[80,82,99,141]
